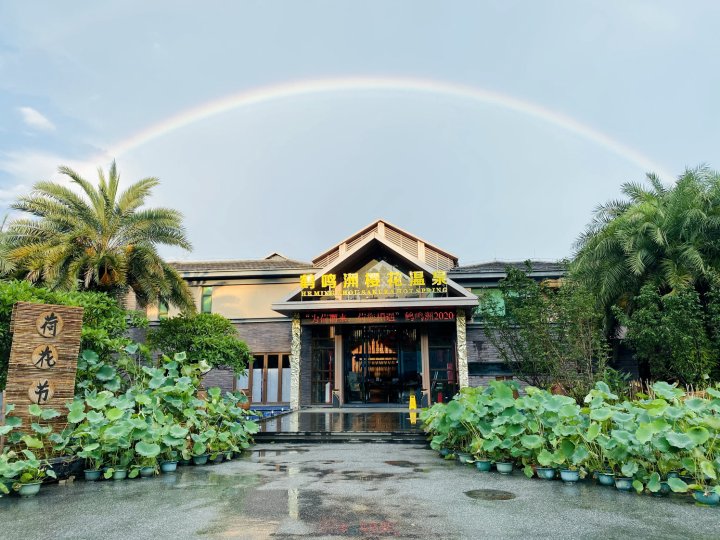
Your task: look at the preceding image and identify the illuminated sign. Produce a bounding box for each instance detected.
[300,270,448,298]
[301,309,456,325]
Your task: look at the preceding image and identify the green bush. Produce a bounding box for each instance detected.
[421,381,720,496]
[1,350,258,486]
[147,313,251,374]
[0,280,147,390]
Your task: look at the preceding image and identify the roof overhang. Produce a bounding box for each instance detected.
[272,233,478,316]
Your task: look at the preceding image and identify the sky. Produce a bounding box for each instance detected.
[1,1,719,266]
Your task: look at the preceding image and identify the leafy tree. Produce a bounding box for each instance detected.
[615,284,716,385]
[147,313,252,374]
[3,161,194,311]
[573,166,720,313]
[0,280,147,390]
[479,266,608,402]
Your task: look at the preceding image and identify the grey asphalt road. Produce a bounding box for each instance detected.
[1,443,717,540]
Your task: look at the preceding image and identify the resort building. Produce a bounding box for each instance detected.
[149,220,564,409]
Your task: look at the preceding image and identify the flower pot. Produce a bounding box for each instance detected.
[112,469,128,480]
[666,471,680,479]
[84,469,102,481]
[475,460,492,472]
[178,459,191,466]
[597,472,615,486]
[160,461,178,473]
[614,477,633,491]
[652,481,671,497]
[693,490,720,506]
[1,479,15,494]
[560,469,580,483]
[18,482,41,498]
[211,454,225,465]
[495,462,513,475]
[193,454,209,466]
[536,467,556,480]
[439,448,450,457]
[139,466,155,478]
[457,452,471,464]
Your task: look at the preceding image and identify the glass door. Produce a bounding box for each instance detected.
[428,328,458,404]
[343,325,419,404]
[311,328,335,404]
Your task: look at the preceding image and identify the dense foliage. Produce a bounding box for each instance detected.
[479,266,609,401]
[573,167,720,311]
[0,280,146,390]
[615,284,720,385]
[422,381,720,496]
[3,160,194,311]
[147,313,252,373]
[0,350,257,491]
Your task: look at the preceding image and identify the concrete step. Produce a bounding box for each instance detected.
[254,431,427,444]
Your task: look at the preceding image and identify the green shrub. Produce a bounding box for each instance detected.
[147,313,251,374]
[0,280,147,390]
[20,350,260,480]
[421,380,720,496]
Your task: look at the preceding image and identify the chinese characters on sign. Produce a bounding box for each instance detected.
[3,302,83,435]
[37,311,63,337]
[300,270,449,298]
[31,343,58,369]
[28,379,54,404]
[26,311,65,403]
[302,309,455,325]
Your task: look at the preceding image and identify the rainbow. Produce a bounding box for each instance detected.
[108,76,671,179]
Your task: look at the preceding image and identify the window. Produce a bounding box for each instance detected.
[237,352,291,404]
[472,288,505,319]
[468,362,513,377]
[158,301,169,320]
[201,286,213,313]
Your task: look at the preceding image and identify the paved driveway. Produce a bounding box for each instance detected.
[1,443,718,539]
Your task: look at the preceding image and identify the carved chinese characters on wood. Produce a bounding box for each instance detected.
[4,302,83,432]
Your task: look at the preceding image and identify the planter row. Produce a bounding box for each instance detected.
[447,449,720,506]
[4,451,246,498]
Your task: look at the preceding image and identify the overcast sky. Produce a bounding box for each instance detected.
[1,1,719,265]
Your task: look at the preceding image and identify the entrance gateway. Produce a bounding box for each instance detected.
[272,221,478,409]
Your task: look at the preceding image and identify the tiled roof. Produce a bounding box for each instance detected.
[451,260,567,274]
[171,257,314,273]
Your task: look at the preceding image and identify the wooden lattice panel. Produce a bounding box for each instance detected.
[4,302,83,435]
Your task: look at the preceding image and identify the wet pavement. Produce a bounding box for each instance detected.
[2,443,719,539]
[258,409,423,434]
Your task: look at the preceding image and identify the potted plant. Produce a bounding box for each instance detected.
[160,451,179,473]
[469,437,493,472]
[159,423,187,473]
[12,450,57,497]
[190,430,210,465]
[77,443,103,481]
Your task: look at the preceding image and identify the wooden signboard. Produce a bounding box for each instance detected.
[3,302,83,435]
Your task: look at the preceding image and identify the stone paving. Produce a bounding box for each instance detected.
[1,443,719,539]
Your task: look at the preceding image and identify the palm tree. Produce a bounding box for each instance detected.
[4,161,195,311]
[572,166,720,312]
[0,216,14,276]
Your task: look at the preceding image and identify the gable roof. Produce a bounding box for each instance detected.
[312,219,458,270]
[272,233,477,315]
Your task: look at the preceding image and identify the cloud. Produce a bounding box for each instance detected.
[17,106,56,132]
